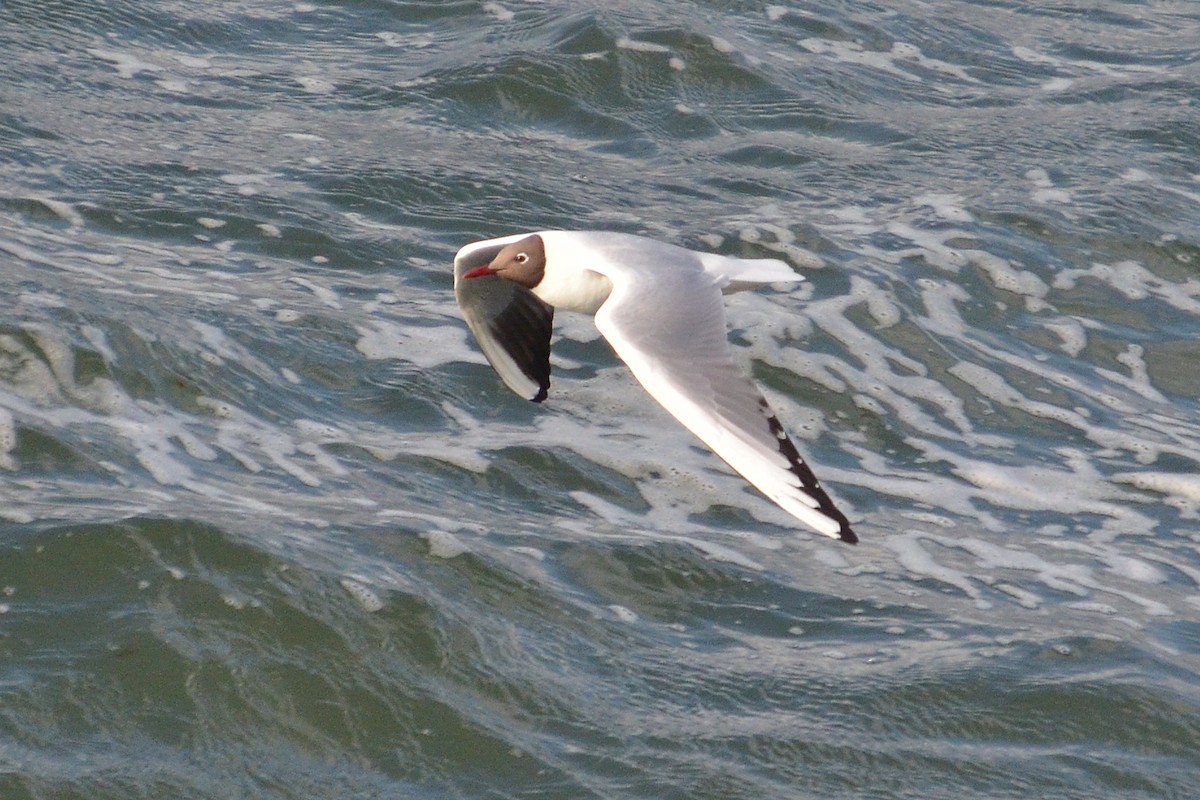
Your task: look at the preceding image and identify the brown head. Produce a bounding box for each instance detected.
[462,234,546,289]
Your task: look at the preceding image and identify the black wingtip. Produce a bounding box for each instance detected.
[531,385,548,403]
[759,400,859,544]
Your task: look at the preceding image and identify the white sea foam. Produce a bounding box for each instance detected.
[87,48,164,80]
[799,38,924,82]
[482,2,514,23]
[616,38,672,54]
[1,166,1197,637]
[0,406,16,471]
[608,605,639,623]
[30,197,85,228]
[709,36,736,54]
[355,320,477,369]
[1012,45,1164,79]
[424,530,470,559]
[340,578,385,612]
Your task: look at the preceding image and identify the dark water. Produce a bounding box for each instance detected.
[2,1,1199,797]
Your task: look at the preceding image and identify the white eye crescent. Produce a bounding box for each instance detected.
[515,252,528,263]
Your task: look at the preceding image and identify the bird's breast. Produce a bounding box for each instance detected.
[532,266,614,315]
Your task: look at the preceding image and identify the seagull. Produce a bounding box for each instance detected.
[453,231,857,543]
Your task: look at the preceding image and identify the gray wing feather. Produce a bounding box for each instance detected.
[594,267,856,542]
[455,242,553,402]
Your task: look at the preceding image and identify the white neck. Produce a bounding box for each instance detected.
[531,262,613,314]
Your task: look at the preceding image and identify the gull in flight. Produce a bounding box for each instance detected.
[454,231,857,543]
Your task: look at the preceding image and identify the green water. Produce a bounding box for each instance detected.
[1,1,1198,797]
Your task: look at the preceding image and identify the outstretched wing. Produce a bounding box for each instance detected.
[594,266,856,542]
[454,238,553,402]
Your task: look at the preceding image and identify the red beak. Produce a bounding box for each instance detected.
[462,264,498,279]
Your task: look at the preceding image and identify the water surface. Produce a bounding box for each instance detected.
[2,1,1198,797]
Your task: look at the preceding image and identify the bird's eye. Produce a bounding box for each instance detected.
[515,252,528,263]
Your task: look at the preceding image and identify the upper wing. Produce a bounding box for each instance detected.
[593,266,856,542]
[454,238,554,402]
